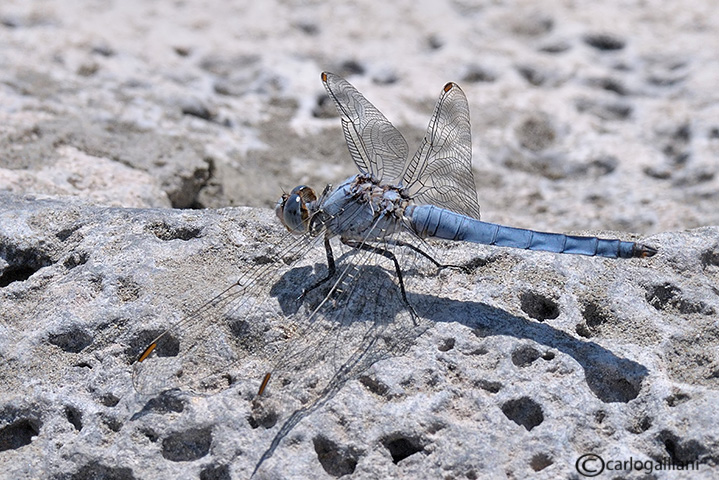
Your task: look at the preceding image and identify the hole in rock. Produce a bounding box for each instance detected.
[520,291,560,321]
[0,418,41,452]
[501,397,544,431]
[200,463,231,480]
[383,436,425,464]
[65,405,83,431]
[161,427,212,462]
[313,436,359,477]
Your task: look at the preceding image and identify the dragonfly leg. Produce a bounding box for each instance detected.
[386,238,471,273]
[342,239,420,323]
[298,236,336,300]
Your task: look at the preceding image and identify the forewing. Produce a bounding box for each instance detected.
[131,222,328,396]
[321,72,408,183]
[402,82,481,219]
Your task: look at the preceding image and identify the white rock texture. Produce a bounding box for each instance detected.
[1,0,718,479]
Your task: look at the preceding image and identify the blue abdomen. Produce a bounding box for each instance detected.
[407,205,653,259]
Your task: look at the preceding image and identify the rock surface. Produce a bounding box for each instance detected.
[2,194,719,479]
[1,0,718,479]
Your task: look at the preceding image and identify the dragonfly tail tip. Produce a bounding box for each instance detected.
[634,244,658,258]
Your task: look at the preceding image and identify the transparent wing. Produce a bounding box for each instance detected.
[130,224,326,396]
[130,204,429,402]
[262,227,431,400]
[321,72,408,184]
[249,220,434,471]
[402,82,481,219]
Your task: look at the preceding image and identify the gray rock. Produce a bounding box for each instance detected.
[0,117,208,209]
[0,145,171,209]
[2,0,719,477]
[1,192,718,479]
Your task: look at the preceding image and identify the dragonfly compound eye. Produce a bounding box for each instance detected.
[281,192,309,233]
[291,185,317,203]
[275,194,289,223]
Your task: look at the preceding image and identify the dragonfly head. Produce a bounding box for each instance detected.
[275,185,318,234]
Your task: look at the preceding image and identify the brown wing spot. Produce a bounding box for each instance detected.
[444,82,454,93]
[138,342,157,363]
[321,72,328,82]
[257,372,272,396]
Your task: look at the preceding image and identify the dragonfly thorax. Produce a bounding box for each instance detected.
[316,174,411,242]
[348,174,410,216]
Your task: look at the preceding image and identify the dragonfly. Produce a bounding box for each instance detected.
[133,71,657,399]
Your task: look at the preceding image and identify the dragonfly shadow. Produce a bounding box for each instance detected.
[413,292,649,404]
[271,260,648,404]
[254,262,419,475]
[269,259,410,322]
[265,261,649,406]
[268,265,315,316]
[253,264,648,476]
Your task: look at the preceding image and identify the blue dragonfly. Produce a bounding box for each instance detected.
[134,71,656,398]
